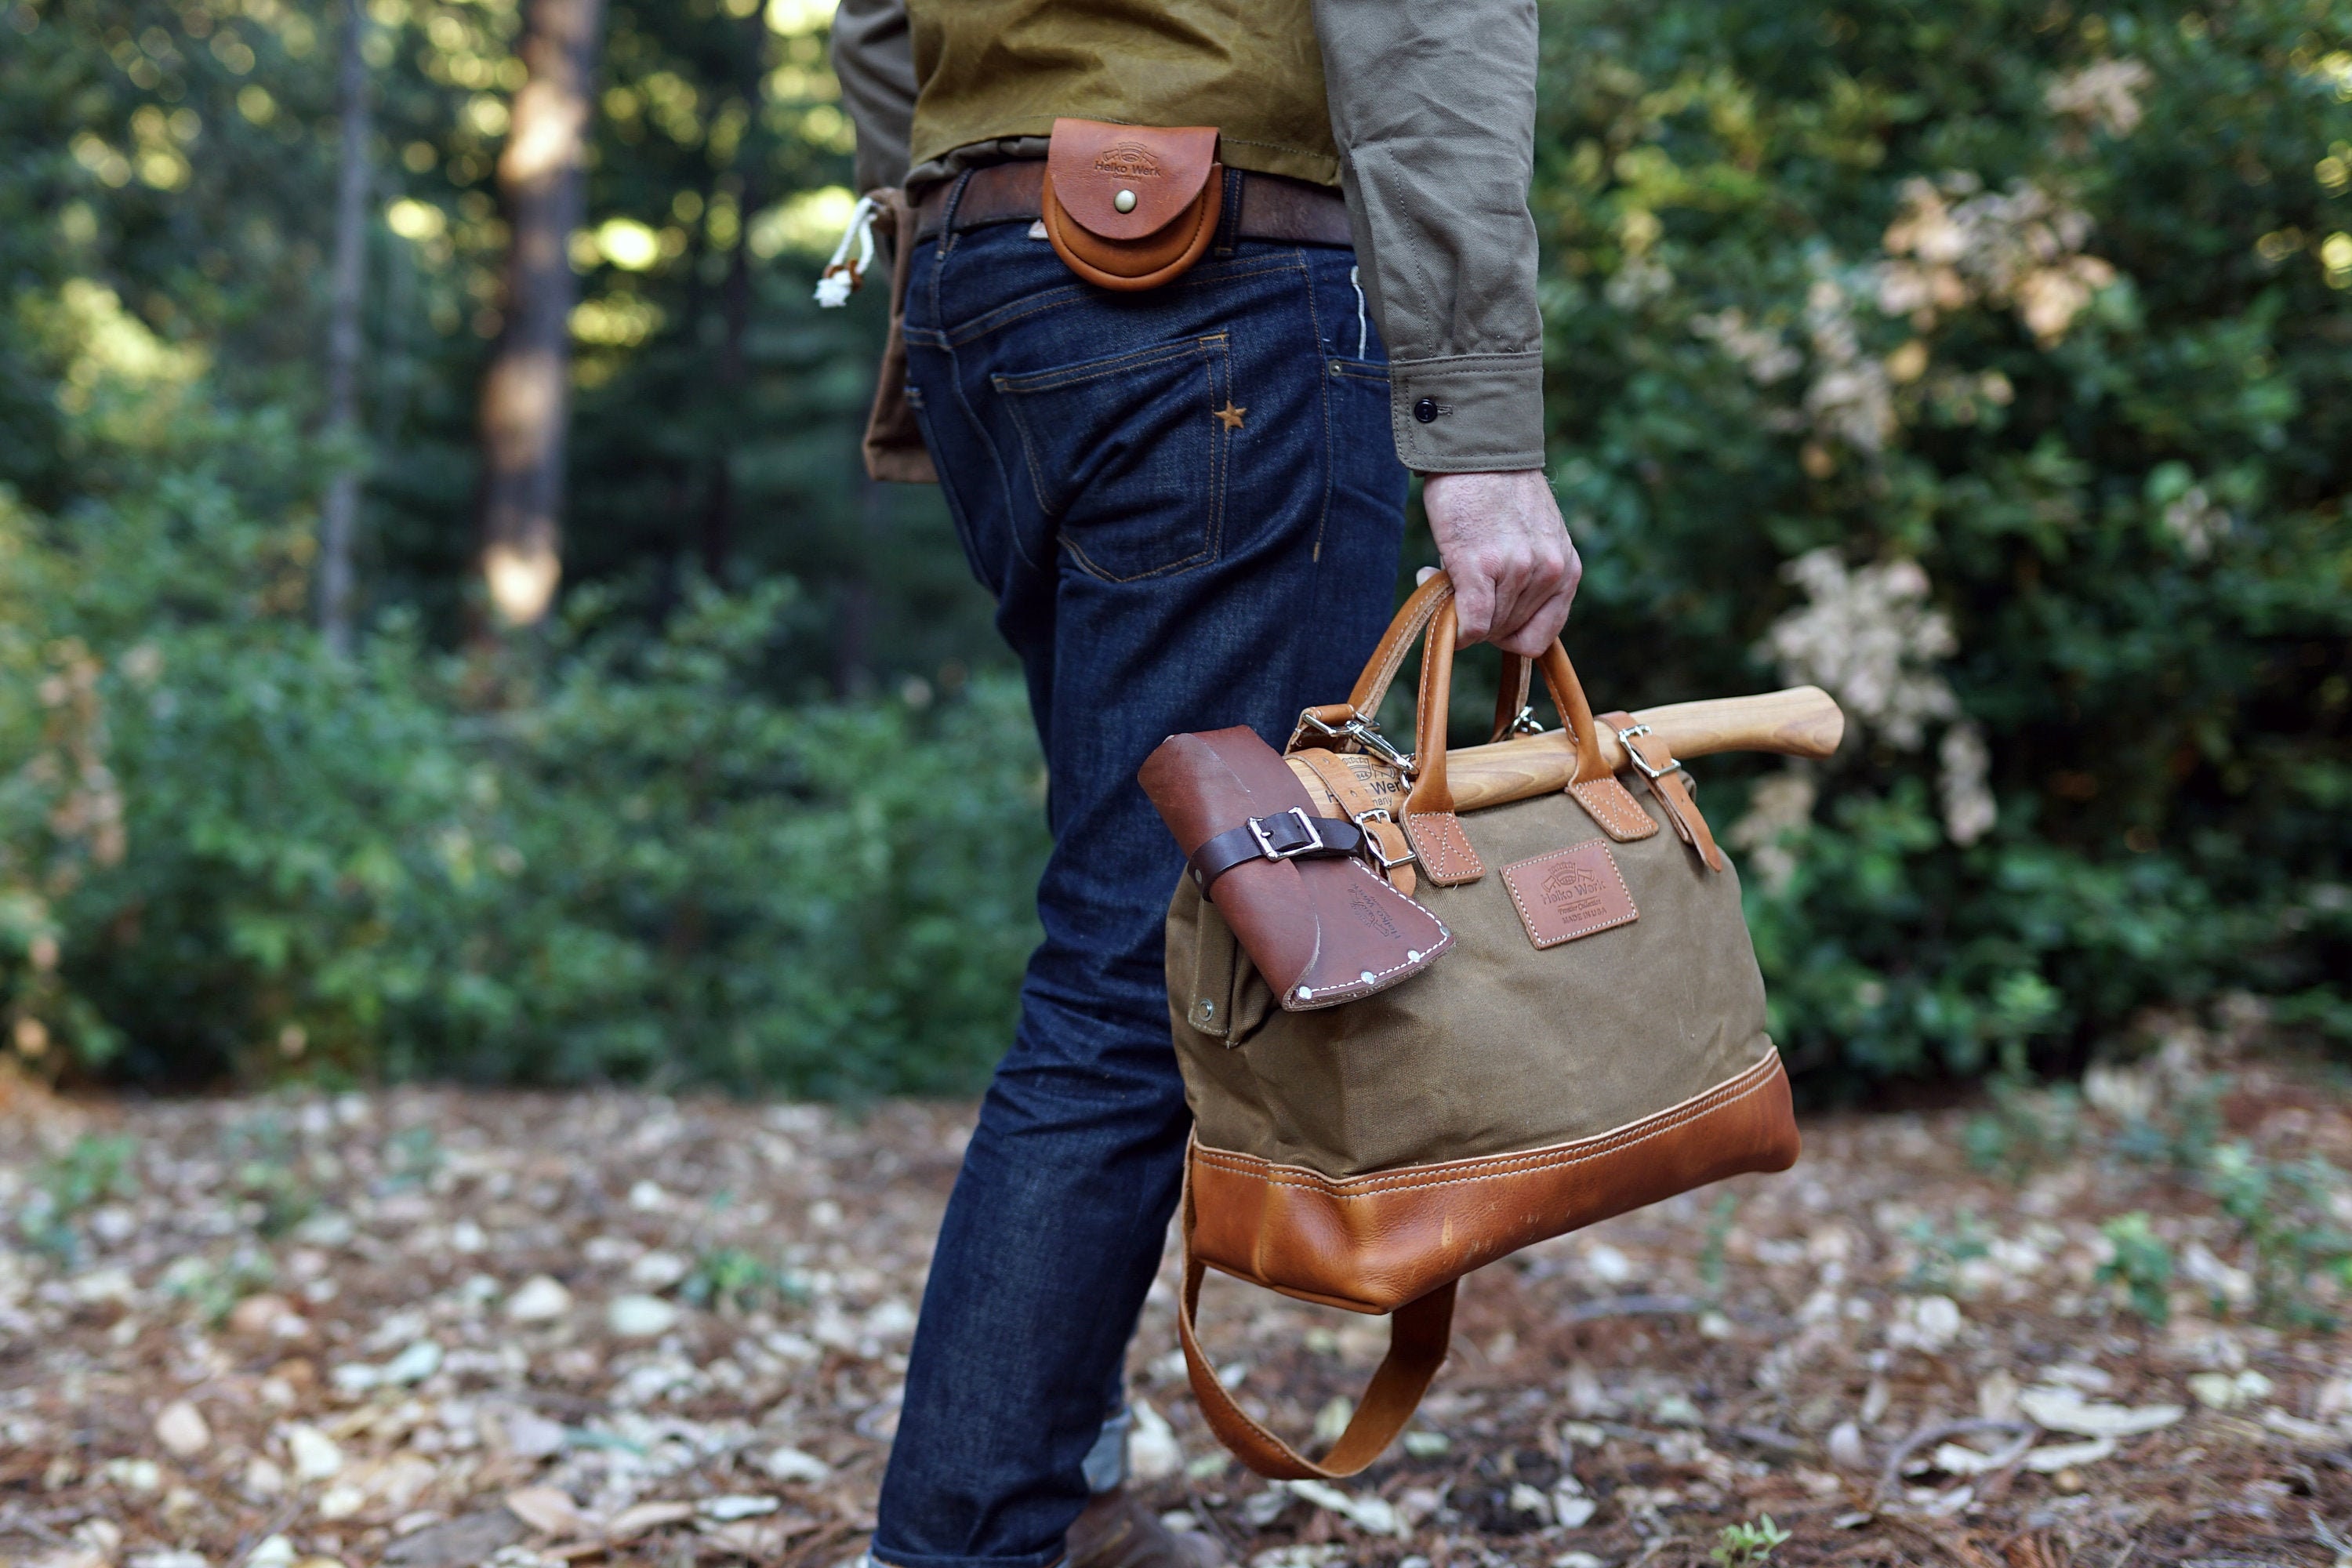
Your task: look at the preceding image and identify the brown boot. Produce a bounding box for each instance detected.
[1063,1487,1228,1568]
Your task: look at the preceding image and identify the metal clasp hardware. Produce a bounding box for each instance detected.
[1506,704,1546,739]
[1293,709,1416,772]
[1248,808,1325,861]
[1348,808,1419,873]
[1613,723,1689,785]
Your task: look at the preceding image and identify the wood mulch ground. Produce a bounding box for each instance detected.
[2,1031,2347,1568]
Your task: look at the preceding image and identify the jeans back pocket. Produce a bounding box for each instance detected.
[993,334,1233,583]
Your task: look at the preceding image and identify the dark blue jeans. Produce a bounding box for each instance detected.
[873,183,1407,1568]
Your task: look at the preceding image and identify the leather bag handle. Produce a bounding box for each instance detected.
[1294,575,1536,751]
[1403,590,1612,821]
[1175,1171,1455,1479]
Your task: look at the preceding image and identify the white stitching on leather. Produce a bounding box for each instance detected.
[1296,861,1450,996]
[1192,1051,1784,1196]
[1569,778,1658,841]
[1498,839,1637,949]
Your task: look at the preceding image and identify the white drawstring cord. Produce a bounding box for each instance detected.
[815,194,880,307]
[1349,264,1368,358]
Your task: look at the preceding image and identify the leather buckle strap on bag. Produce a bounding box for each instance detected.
[1187,808,1373,894]
[1602,712,1729,872]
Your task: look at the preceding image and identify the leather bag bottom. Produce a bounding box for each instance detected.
[1188,1047,1799,1314]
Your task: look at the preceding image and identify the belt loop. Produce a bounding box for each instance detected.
[1213,167,1245,256]
[935,168,975,259]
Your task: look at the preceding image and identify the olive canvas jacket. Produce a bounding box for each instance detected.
[829,0,1545,474]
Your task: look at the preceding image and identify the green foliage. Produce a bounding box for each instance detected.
[1899,1210,1992,1296]
[161,1245,278,1325]
[1962,1075,2082,1180]
[1697,1192,1740,1294]
[683,1245,802,1312]
[2111,1073,2226,1170]
[2097,1210,2175,1324]
[1,274,1046,1095]
[1537,0,2352,1083]
[2203,1141,2352,1329]
[5,0,2350,1095]
[16,1131,138,1262]
[1712,1514,1792,1568]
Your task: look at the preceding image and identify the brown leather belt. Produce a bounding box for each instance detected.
[913,161,1352,249]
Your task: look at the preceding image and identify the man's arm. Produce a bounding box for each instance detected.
[830,0,917,194]
[1313,0,1578,655]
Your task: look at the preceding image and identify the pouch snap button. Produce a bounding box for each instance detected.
[1113,189,1138,213]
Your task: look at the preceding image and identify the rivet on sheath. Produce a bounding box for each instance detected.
[1114,189,1138,213]
[1406,949,1421,963]
[1198,1000,1215,1018]
[1359,971,1376,985]
[1295,985,1312,1001]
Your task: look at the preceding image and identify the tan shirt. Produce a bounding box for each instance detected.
[829,0,1544,473]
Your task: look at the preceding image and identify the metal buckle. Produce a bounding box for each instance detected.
[1506,704,1546,739]
[1613,723,1686,784]
[1348,808,1419,873]
[1248,808,1324,861]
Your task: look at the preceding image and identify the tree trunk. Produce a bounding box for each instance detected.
[317,0,372,655]
[700,194,753,579]
[477,0,607,628]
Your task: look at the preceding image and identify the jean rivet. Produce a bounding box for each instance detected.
[1330,359,1343,376]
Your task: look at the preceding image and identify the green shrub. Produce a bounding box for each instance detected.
[2,282,1047,1097]
[1536,0,2352,1083]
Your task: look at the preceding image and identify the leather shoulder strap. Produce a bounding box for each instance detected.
[1177,1167,1454,1480]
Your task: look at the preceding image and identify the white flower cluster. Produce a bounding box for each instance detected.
[1802,274,1898,456]
[2163,485,2234,561]
[1763,549,1958,749]
[1760,549,1994,847]
[1878,174,2118,344]
[1726,768,1819,894]
[2045,58,2154,138]
[1689,309,1802,386]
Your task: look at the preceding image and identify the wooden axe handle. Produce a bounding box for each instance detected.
[1286,685,1843,816]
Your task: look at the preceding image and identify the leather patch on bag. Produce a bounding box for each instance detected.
[1501,840,1639,949]
[1567,775,1659,843]
[1042,118,1221,292]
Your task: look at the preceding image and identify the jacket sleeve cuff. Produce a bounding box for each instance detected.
[1388,353,1547,474]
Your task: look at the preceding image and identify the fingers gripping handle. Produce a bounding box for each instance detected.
[1403,600,1613,822]
[1178,1178,1455,1480]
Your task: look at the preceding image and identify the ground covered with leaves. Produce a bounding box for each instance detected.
[5,1035,2351,1568]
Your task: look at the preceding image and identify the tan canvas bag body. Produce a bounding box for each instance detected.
[1141,574,1806,1479]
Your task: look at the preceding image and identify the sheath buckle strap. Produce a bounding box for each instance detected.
[1188,811,1374,894]
[1250,807,1325,860]
[1613,723,1691,789]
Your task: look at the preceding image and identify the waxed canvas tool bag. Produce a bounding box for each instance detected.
[1041,118,1222,290]
[1138,574,1806,1479]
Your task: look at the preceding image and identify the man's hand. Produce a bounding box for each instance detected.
[1421,470,1582,655]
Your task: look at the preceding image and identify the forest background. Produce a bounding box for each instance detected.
[2,0,2348,1102]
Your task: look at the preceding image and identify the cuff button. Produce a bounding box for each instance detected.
[1413,397,1439,424]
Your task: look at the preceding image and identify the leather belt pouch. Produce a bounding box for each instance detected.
[1042,118,1221,291]
[1139,727,1450,1011]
